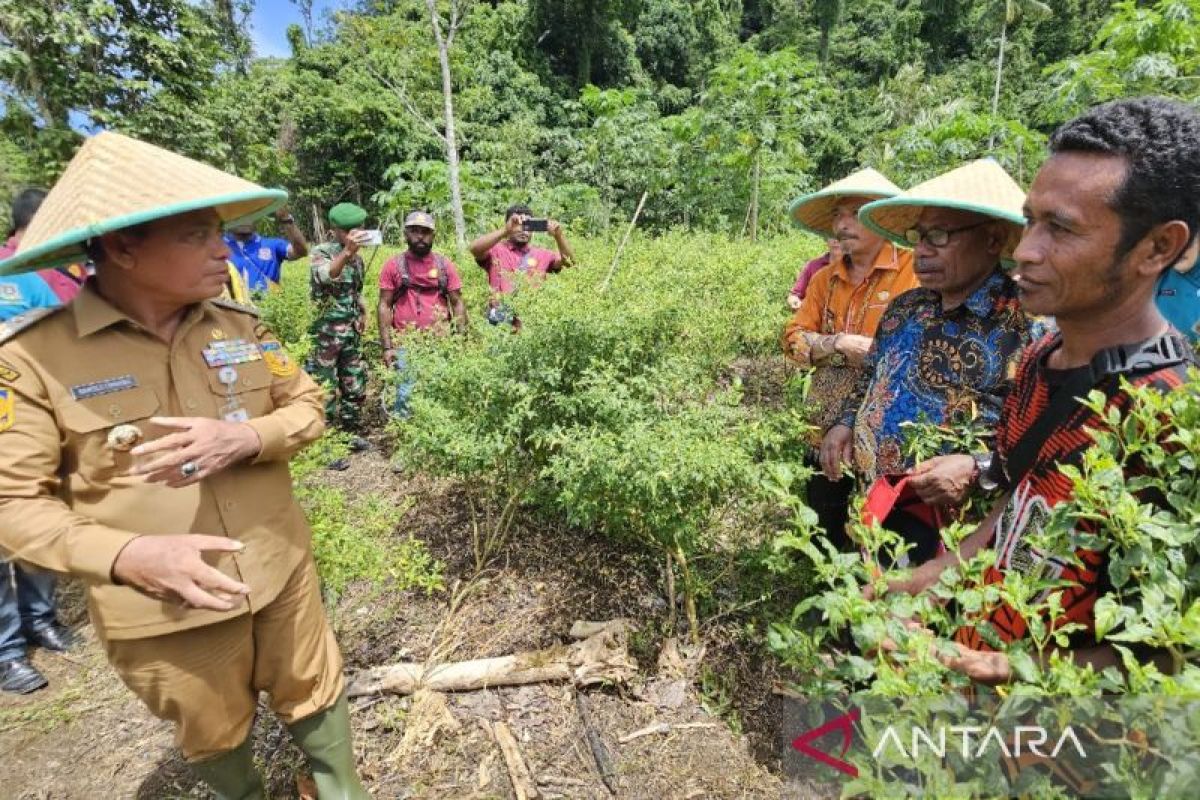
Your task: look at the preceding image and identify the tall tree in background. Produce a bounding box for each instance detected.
[988,0,1052,146]
[526,0,637,87]
[425,0,470,250]
[813,0,844,64]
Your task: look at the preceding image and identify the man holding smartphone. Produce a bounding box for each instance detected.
[468,204,576,329]
[308,203,371,454]
[224,207,308,293]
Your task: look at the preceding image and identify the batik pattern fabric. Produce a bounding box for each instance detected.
[838,269,1045,483]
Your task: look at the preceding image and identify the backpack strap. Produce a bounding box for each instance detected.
[435,254,449,300]
[390,254,411,313]
[399,253,411,294]
[998,331,1194,490]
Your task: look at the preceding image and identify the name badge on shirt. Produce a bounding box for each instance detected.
[70,374,138,400]
[258,247,273,261]
[202,338,263,367]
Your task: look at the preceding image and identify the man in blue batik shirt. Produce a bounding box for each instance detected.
[224,206,309,293]
[821,160,1046,565]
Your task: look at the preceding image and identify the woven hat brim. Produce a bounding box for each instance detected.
[789,188,900,238]
[859,197,1026,261]
[0,190,286,277]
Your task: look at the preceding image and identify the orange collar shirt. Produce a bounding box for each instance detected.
[783,242,918,367]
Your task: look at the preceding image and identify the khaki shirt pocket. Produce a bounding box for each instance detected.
[204,360,274,420]
[57,387,161,481]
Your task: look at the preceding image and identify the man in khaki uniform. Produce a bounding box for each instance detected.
[0,132,368,799]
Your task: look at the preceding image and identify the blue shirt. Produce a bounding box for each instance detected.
[839,268,1046,482]
[224,233,289,292]
[0,273,64,322]
[1155,261,1200,344]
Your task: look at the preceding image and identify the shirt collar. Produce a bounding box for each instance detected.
[962,267,1011,318]
[72,283,209,339]
[226,233,260,249]
[832,242,903,281]
[1160,262,1200,291]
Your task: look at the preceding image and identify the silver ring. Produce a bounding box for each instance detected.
[180,461,199,478]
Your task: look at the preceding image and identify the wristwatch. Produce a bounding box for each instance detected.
[973,451,1000,493]
[829,334,847,367]
[277,216,296,225]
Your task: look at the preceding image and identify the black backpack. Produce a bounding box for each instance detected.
[393,252,451,314]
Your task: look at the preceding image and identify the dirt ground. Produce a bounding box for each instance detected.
[0,446,827,799]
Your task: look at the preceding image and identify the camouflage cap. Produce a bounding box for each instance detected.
[404,210,436,230]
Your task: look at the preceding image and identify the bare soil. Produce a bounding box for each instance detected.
[0,444,825,799]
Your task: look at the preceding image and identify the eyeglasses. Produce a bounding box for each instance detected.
[903,220,991,247]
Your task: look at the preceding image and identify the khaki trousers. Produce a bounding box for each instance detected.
[103,554,344,761]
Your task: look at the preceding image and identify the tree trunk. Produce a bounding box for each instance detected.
[749,150,761,243]
[425,0,468,251]
[988,21,1007,150]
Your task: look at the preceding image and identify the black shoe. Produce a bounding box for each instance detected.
[326,458,351,472]
[347,436,371,453]
[1,657,48,694]
[25,622,78,653]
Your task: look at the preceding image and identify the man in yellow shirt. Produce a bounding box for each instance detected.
[0,132,368,799]
[782,168,919,551]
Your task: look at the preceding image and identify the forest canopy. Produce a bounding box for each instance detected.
[1,0,1197,239]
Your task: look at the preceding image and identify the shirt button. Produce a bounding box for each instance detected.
[108,404,121,417]
[241,378,252,387]
[185,399,198,410]
[223,500,235,512]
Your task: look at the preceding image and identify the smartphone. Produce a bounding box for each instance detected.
[360,229,383,246]
[521,218,549,232]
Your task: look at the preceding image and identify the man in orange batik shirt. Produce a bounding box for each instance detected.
[782,168,919,552]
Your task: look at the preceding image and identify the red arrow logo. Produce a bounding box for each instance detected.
[791,707,861,777]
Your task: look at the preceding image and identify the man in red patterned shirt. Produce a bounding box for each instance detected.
[468,204,576,330]
[880,97,1200,684]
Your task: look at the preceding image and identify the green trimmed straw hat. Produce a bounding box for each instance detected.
[0,131,287,276]
[788,168,902,237]
[858,158,1026,260]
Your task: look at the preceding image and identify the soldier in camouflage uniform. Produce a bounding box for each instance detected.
[308,203,370,442]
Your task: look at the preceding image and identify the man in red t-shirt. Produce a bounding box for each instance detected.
[878,97,1200,685]
[468,203,576,330]
[377,210,467,416]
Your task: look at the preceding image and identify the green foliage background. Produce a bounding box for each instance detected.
[2,0,1197,233]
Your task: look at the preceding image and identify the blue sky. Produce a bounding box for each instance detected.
[248,0,345,59]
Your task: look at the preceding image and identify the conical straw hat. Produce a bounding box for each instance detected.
[788,168,901,237]
[858,159,1026,260]
[0,131,286,276]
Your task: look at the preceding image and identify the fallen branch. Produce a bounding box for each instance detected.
[617,721,719,744]
[348,621,636,697]
[575,691,618,795]
[537,775,589,787]
[492,720,540,800]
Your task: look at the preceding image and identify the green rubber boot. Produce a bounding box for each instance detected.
[287,692,370,799]
[188,736,267,800]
